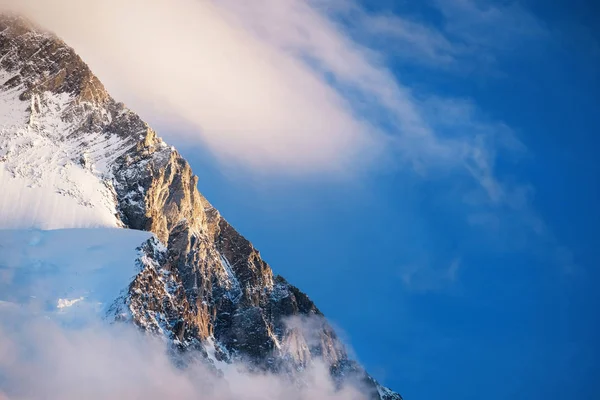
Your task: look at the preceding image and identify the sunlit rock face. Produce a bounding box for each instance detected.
[0,14,401,400]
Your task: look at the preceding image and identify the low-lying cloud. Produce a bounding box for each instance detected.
[0,307,371,400]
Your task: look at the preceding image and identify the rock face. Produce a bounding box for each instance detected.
[0,15,401,399]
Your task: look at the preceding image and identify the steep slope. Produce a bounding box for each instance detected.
[0,15,401,399]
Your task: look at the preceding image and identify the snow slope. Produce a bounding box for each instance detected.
[0,228,151,324]
[0,73,134,229]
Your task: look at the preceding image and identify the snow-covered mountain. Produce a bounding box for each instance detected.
[0,15,401,400]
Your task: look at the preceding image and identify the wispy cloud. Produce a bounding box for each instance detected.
[319,0,549,70]
[435,0,549,50]
[358,14,464,66]
[0,313,372,400]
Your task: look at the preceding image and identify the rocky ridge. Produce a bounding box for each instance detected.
[0,14,401,400]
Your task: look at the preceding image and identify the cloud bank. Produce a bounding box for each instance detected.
[0,314,370,400]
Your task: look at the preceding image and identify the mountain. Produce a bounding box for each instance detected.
[0,14,401,400]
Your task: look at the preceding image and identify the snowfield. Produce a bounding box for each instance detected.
[0,73,135,229]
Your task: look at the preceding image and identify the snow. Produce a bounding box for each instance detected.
[205,337,233,372]
[0,168,120,229]
[0,73,136,229]
[220,253,242,302]
[376,383,397,399]
[0,228,152,324]
[57,297,84,308]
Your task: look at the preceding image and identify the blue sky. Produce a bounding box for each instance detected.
[166,1,600,399]
[29,0,599,398]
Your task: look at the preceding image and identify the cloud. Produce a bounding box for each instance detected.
[358,14,464,65]
[0,0,382,176]
[434,0,549,50]
[317,0,549,70]
[0,306,371,400]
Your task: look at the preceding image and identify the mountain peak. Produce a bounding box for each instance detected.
[0,14,109,104]
[0,14,401,400]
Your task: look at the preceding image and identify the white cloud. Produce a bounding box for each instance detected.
[0,0,382,175]
[0,316,370,400]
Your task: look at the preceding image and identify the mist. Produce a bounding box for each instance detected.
[0,294,375,400]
